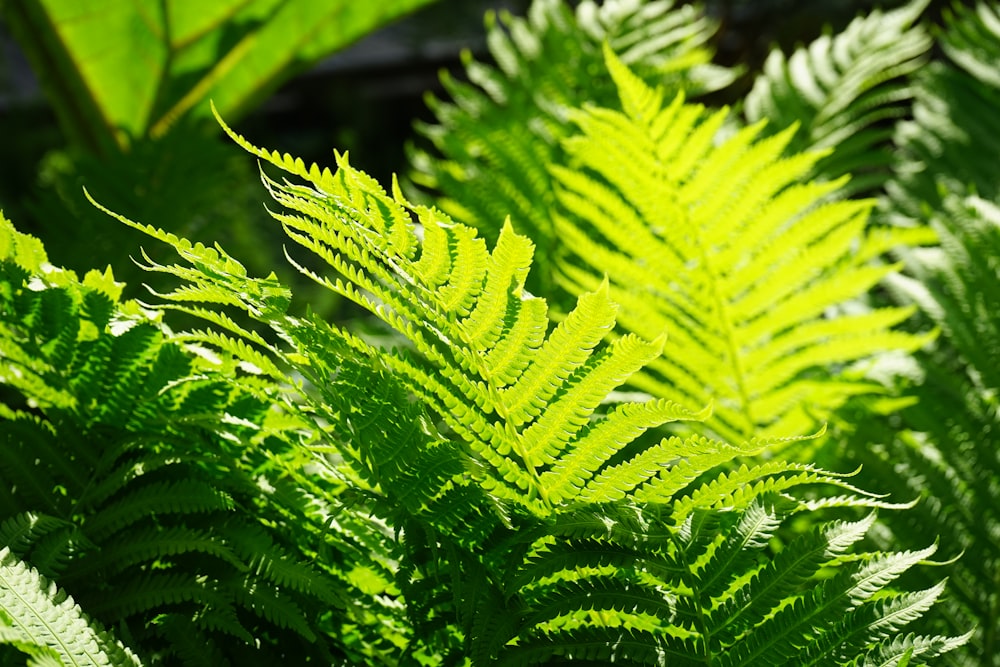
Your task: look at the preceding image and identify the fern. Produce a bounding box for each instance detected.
[836,5,1000,663]
[410,0,935,446]
[850,194,1000,666]
[1,1,985,661]
[547,44,933,446]
[74,90,965,660]
[0,213,400,664]
[106,115,713,519]
[744,0,932,197]
[0,547,143,667]
[884,1,1000,221]
[409,0,737,296]
[498,497,970,665]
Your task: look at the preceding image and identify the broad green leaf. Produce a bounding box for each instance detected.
[2,0,438,152]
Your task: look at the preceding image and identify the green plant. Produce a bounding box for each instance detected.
[0,211,405,664]
[1,0,996,663]
[856,193,1000,665]
[409,0,939,448]
[410,0,1000,663]
[743,0,932,197]
[738,2,1000,662]
[0,547,143,667]
[548,44,934,445]
[1,0,439,297]
[848,4,1000,663]
[1,49,970,661]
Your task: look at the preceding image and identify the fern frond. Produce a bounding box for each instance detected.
[938,1,1000,91]
[885,2,1000,221]
[539,399,709,505]
[65,39,971,661]
[713,541,954,665]
[860,631,976,667]
[499,497,961,665]
[710,511,878,644]
[553,45,934,445]
[0,547,143,666]
[84,572,231,623]
[0,513,75,560]
[65,526,246,580]
[83,479,235,542]
[232,530,344,608]
[744,0,932,195]
[232,579,316,643]
[0,213,48,272]
[861,9,1000,657]
[209,112,910,557]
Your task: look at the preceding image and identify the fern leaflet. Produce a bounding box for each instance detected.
[0,547,143,667]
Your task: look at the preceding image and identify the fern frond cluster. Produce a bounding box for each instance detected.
[885,2,1000,219]
[414,1,936,447]
[860,195,1000,665]
[0,214,400,664]
[837,6,1000,662]
[737,1,1000,662]
[66,83,960,661]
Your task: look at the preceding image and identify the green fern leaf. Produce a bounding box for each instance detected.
[83,572,230,624]
[146,617,232,667]
[885,3,1000,220]
[201,110,909,545]
[502,498,962,665]
[232,580,316,643]
[0,416,66,517]
[857,9,1000,658]
[83,480,234,542]
[716,542,954,665]
[539,398,708,505]
[552,45,934,445]
[0,214,48,272]
[860,632,975,666]
[745,0,932,195]
[112,110,717,521]
[0,514,75,561]
[0,547,143,666]
[853,192,1000,664]
[708,511,878,645]
[2,213,383,663]
[64,526,246,580]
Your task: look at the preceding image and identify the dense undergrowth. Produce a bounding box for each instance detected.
[0,1,997,665]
